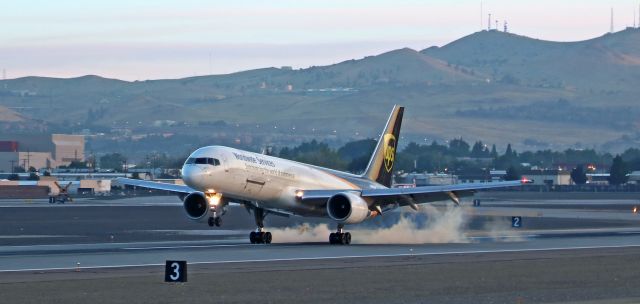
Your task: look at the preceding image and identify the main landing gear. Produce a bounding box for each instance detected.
[329,224,351,245]
[250,229,272,244]
[249,207,272,244]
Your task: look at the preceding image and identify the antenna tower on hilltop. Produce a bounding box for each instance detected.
[610,7,614,33]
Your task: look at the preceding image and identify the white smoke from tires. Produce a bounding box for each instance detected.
[271,204,470,244]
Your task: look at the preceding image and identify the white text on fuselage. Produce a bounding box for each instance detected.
[233,152,296,179]
[244,164,296,179]
[232,152,275,167]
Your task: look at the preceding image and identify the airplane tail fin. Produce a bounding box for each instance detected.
[362,105,404,187]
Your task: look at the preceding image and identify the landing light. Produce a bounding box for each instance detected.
[208,194,221,206]
[206,189,216,194]
[295,190,304,198]
[633,206,638,214]
[521,177,531,184]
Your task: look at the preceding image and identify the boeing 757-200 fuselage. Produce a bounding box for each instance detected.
[118,106,528,245]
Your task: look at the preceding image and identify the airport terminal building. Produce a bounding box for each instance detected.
[0,134,84,172]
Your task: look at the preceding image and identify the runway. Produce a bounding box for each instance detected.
[1,194,640,303]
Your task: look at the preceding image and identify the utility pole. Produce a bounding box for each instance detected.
[488,13,492,30]
[9,160,16,173]
[26,150,31,171]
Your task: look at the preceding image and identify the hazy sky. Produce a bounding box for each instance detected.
[1,0,639,80]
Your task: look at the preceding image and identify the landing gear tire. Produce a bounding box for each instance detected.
[263,232,272,244]
[343,232,351,245]
[208,216,223,227]
[329,233,338,244]
[249,231,272,244]
[329,232,351,245]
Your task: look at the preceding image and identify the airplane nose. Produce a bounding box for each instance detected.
[181,165,201,189]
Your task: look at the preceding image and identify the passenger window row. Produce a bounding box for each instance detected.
[185,157,221,166]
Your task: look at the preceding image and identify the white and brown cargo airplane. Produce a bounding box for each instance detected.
[118,106,528,245]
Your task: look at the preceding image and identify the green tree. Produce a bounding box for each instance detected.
[608,155,629,185]
[100,153,127,171]
[448,138,470,157]
[504,144,515,158]
[7,174,19,181]
[67,160,88,169]
[505,165,521,181]
[279,140,346,170]
[28,172,39,181]
[346,155,371,174]
[490,144,498,159]
[570,165,587,185]
[470,141,489,158]
[337,139,376,161]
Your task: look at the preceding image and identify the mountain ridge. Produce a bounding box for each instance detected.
[0,29,639,152]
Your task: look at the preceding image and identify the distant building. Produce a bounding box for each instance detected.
[628,171,640,184]
[586,173,610,185]
[0,134,84,172]
[395,172,458,186]
[524,169,571,186]
[489,170,507,181]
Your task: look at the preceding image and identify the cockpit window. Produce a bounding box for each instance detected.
[187,157,221,166]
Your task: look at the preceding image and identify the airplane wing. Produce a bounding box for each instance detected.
[115,178,195,194]
[300,180,527,207]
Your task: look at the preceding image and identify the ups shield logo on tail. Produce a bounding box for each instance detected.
[383,134,396,173]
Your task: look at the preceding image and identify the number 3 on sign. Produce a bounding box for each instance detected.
[165,260,187,282]
[170,262,180,280]
[512,216,522,228]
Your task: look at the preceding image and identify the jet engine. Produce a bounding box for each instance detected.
[183,192,212,222]
[326,192,371,224]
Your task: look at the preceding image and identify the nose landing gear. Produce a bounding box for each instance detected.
[207,216,222,227]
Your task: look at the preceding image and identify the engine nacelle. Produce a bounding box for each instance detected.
[183,192,212,222]
[326,192,371,224]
